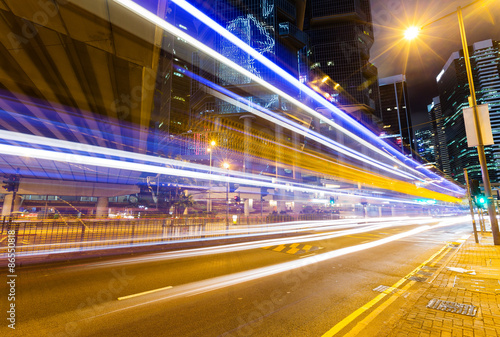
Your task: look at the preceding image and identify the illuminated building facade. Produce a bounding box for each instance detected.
[436,39,500,183]
[415,128,435,164]
[427,97,451,176]
[378,75,414,157]
[303,0,380,113]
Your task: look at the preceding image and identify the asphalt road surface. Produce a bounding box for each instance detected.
[0,216,472,337]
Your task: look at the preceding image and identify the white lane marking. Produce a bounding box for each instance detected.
[118,286,173,301]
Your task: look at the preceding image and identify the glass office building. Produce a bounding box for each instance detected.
[436,39,500,183]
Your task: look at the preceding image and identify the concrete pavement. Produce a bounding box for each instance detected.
[376,233,500,337]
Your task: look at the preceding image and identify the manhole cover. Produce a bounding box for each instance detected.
[426,298,477,316]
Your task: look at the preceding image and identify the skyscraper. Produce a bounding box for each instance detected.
[414,127,435,164]
[304,0,380,114]
[427,97,451,176]
[436,39,500,183]
[378,75,414,156]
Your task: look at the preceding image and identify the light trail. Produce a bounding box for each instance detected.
[79,217,469,321]
[186,68,426,184]
[0,139,461,203]
[165,0,463,195]
[112,0,464,196]
[43,217,439,269]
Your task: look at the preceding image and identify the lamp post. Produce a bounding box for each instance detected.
[223,162,230,229]
[404,0,499,245]
[207,140,216,213]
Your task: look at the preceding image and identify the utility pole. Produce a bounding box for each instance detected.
[457,6,499,244]
[464,169,479,243]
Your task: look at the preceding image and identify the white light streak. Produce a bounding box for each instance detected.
[112,0,461,195]
[82,217,468,319]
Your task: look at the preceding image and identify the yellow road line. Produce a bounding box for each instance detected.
[287,248,300,254]
[290,243,300,248]
[117,286,173,301]
[321,242,451,337]
[303,244,312,251]
[343,281,415,337]
[429,247,452,267]
[273,245,287,252]
[343,244,455,336]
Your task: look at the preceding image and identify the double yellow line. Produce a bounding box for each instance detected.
[321,242,454,337]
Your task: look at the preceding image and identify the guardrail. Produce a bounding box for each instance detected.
[0,213,342,256]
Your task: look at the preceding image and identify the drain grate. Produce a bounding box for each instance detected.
[416,271,433,277]
[408,276,427,282]
[373,285,409,297]
[426,299,477,316]
[373,285,396,293]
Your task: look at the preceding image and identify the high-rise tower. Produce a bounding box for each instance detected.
[436,39,500,183]
[304,0,380,114]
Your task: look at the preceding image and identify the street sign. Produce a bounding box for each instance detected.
[463,104,494,147]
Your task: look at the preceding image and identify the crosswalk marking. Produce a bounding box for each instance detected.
[273,245,287,252]
[262,243,324,255]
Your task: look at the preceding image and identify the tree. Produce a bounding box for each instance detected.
[135,154,200,214]
[174,192,195,215]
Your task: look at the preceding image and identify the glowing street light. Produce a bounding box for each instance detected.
[207,140,216,212]
[403,0,499,245]
[404,26,419,40]
[223,162,230,228]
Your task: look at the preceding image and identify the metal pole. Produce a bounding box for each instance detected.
[393,82,404,156]
[226,167,229,230]
[208,149,212,212]
[464,168,479,243]
[457,7,499,244]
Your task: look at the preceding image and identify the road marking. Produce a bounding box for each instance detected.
[117,286,173,301]
[299,253,316,259]
[343,281,416,337]
[321,242,452,337]
[263,244,324,255]
[273,245,287,252]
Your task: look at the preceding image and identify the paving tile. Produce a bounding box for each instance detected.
[369,234,500,337]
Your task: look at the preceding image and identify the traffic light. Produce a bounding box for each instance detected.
[234,196,240,203]
[2,174,19,193]
[329,196,335,205]
[476,194,487,207]
[469,179,480,196]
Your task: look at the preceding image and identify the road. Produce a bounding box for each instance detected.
[1,216,472,337]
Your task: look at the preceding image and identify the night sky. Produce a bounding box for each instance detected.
[369,0,500,131]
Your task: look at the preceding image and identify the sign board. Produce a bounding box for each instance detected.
[463,104,494,147]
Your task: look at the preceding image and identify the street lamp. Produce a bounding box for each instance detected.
[404,1,500,245]
[223,162,230,228]
[404,26,419,41]
[207,140,216,212]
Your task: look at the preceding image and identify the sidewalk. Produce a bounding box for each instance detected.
[384,233,500,337]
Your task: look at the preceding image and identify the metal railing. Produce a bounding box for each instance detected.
[0,213,343,256]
